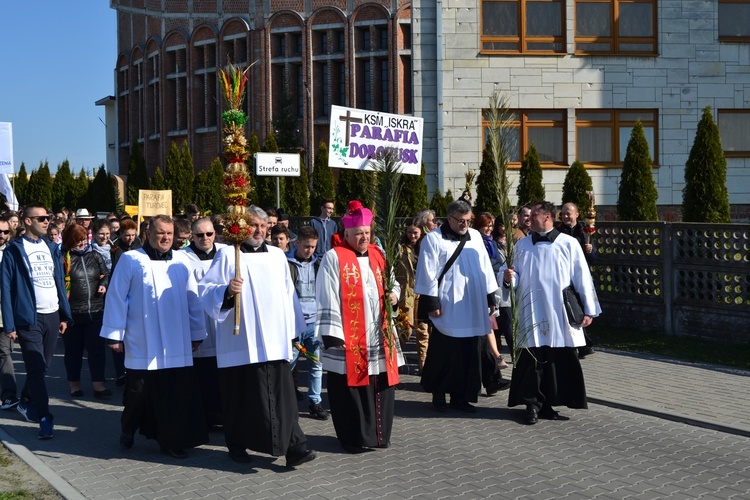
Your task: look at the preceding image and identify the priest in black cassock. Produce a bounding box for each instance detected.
[316,203,405,454]
[199,206,316,467]
[502,201,601,425]
[101,215,208,459]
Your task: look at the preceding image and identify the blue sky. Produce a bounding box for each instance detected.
[0,2,116,175]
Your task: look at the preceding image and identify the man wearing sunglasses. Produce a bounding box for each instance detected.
[415,200,500,413]
[1,205,73,440]
[181,218,227,429]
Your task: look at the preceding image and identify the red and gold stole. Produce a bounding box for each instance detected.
[334,242,400,387]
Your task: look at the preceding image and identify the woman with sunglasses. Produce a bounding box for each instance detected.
[60,224,111,399]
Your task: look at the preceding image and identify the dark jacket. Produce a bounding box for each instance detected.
[308,217,338,260]
[65,248,109,324]
[110,236,142,275]
[0,237,73,333]
[556,221,596,264]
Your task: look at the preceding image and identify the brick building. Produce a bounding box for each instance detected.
[112,0,412,178]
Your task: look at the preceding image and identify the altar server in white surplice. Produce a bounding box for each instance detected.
[198,205,316,468]
[502,201,601,426]
[414,200,499,413]
[101,215,208,459]
[181,217,227,429]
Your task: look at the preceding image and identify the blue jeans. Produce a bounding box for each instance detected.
[290,323,323,404]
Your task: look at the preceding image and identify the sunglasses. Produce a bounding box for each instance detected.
[194,232,214,238]
[30,216,51,223]
[0,230,10,235]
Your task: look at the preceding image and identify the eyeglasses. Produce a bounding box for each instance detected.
[30,216,51,223]
[0,230,10,235]
[448,215,474,226]
[194,232,214,238]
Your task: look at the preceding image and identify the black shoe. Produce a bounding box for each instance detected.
[161,447,188,459]
[120,431,134,450]
[578,347,595,359]
[286,449,316,467]
[70,390,84,398]
[308,403,330,420]
[449,401,477,413]
[539,407,571,421]
[432,395,448,412]
[94,389,113,399]
[342,443,374,454]
[524,406,538,425]
[486,379,511,396]
[228,448,253,463]
[115,375,127,387]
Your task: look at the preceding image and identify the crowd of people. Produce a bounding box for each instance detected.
[0,196,600,465]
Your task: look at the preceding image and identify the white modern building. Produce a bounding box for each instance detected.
[412,0,750,220]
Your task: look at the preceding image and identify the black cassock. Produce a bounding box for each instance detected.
[327,372,396,449]
[218,360,307,457]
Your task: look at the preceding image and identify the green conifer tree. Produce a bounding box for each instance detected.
[682,107,731,223]
[398,162,430,217]
[72,168,90,210]
[193,169,209,213]
[310,141,336,213]
[163,141,181,210]
[430,188,447,217]
[14,162,29,206]
[617,120,659,220]
[475,149,503,215]
[516,144,545,207]
[177,141,195,213]
[245,132,261,206]
[25,161,53,208]
[150,166,166,190]
[126,142,149,205]
[444,189,455,205]
[273,82,301,150]
[284,156,310,216]
[204,157,225,214]
[336,169,374,213]
[561,161,594,214]
[88,165,117,213]
[51,160,75,212]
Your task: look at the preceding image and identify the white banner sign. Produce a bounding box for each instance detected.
[328,105,423,175]
[0,122,13,175]
[254,152,301,176]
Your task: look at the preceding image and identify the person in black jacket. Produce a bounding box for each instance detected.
[61,224,111,399]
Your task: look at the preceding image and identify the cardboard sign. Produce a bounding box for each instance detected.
[328,105,423,175]
[137,190,172,219]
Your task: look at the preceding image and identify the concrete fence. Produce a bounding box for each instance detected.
[591,222,750,343]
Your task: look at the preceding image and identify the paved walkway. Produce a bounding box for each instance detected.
[1,342,750,499]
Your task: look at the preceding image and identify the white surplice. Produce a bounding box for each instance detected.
[315,249,405,376]
[413,227,499,338]
[99,249,206,370]
[181,243,227,358]
[502,232,602,348]
[198,245,306,369]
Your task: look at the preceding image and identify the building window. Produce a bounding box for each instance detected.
[575,0,657,55]
[147,53,160,136]
[719,1,750,39]
[576,109,657,165]
[165,47,188,133]
[481,0,565,54]
[193,42,217,130]
[483,110,567,165]
[718,110,750,156]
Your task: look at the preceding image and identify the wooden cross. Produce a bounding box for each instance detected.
[339,109,363,146]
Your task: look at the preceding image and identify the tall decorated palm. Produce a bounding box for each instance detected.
[219,63,254,333]
[367,150,405,385]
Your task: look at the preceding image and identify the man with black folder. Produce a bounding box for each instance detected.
[502,201,601,425]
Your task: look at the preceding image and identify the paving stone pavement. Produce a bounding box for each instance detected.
[1,343,750,499]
